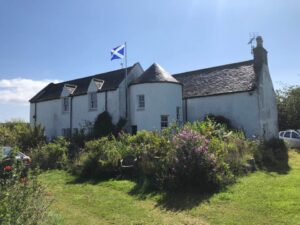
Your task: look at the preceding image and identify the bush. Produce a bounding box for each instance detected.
[255,138,289,172]
[167,128,233,191]
[206,114,234,130]
[209,135,256,175]
[0,122,46,152]
[131,131,173,188]
[78,137,122,178]
[70,119,258,191]
[185,119,229,140]
[31,137,68,170]
[93,111,115,138]
[18,124,46,152]
[114,118,127,136]
[0,165,49,225]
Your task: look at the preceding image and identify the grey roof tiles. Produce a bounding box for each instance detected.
[130,63,180,85]
[173,60,256,98]
[30,66,134,103]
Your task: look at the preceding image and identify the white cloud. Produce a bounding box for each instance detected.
[0,78,61,104]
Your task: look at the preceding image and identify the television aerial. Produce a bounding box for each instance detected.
[248,32,259,55]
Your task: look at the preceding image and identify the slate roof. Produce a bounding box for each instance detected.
[130,63,180,85]
[173,60,256,99]
[30,65,135,103]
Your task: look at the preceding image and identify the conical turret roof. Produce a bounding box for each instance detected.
[130,63,180,85]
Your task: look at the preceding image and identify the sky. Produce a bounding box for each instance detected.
[0,0,300,122]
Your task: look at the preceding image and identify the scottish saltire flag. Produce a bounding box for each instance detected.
[111,44,125,60]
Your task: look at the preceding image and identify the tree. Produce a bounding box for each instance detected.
[92,112,127,138]
[93,111,115,138]
[276,86,300,130]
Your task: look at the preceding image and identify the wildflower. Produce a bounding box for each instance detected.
[4,165,12,171]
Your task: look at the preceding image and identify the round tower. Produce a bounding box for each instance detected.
[129,63,183,132]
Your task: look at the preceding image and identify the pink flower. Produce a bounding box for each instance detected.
[4,165,12,171]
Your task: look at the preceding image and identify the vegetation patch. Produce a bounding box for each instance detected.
[39,150,300,225]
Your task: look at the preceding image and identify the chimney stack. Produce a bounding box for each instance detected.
[253,36,268,73]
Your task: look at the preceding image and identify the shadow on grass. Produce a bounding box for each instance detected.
[65,172,120,185]
[128,180,216,211]
[256,157,290,175]
[262,163,290,175]
[155,191,214,211]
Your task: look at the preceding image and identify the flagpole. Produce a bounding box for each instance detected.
[125,42,128,119]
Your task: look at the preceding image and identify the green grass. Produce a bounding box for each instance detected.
[40,150,300,225]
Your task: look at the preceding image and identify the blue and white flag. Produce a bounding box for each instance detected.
[111,44,125,60]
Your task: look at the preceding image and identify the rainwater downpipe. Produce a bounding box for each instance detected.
[70,96,73,138]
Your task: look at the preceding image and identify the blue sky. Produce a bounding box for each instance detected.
[0,0,299,122]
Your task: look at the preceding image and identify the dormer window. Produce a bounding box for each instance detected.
[89,92,97,110]
[62,97,69,112]
[60,84,76,114]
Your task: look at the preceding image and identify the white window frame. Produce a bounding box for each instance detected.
[62,97,69,113]
[161,115,169,129]
[137,94,145,110]
[89,92,98,110]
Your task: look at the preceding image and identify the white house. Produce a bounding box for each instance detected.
[129,63,183,132]
[29,37,278,139]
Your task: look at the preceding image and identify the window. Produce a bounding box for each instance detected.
[161,115,168,129]
[131,125,137,135]
[137,95,145,109]
[62,97,69,112]
[284,132,291,138]
[279,131,284,137]
[292,132,300,139]
[62,128,71,138]
[89,92,97,110]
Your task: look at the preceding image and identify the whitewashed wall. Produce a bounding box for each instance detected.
[129,83,182,131]
[30,99,69,138]
[30,63,144,138]
[186,91,261,138]
[118,63,144,119]
[257,64,278,139]
[30,90,121,138]
[72,92,106,130]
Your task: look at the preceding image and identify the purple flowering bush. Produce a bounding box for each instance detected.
[166,128,234,190]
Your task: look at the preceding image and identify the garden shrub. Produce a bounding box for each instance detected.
[79,137,122,178]
[186,119,229,140]
[166,128,234,191]
[206,114,234,130]
[209,135,255,175]
[93,112,128,138]
[31,137,68,170]
[70,119,258,191]
[93,111,115,138]
[114,117,127,136]
[132,132,173,188]
[0,164,49,225]
[255,138,289,172]
[0,122,46,152]
[18,124,46,152]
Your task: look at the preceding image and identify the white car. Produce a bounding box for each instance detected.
[1,146,31,165]
[279,130,300,149]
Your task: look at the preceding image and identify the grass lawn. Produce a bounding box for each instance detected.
[40,150,300,225]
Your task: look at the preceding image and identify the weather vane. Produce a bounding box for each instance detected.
[248,32,259,55]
